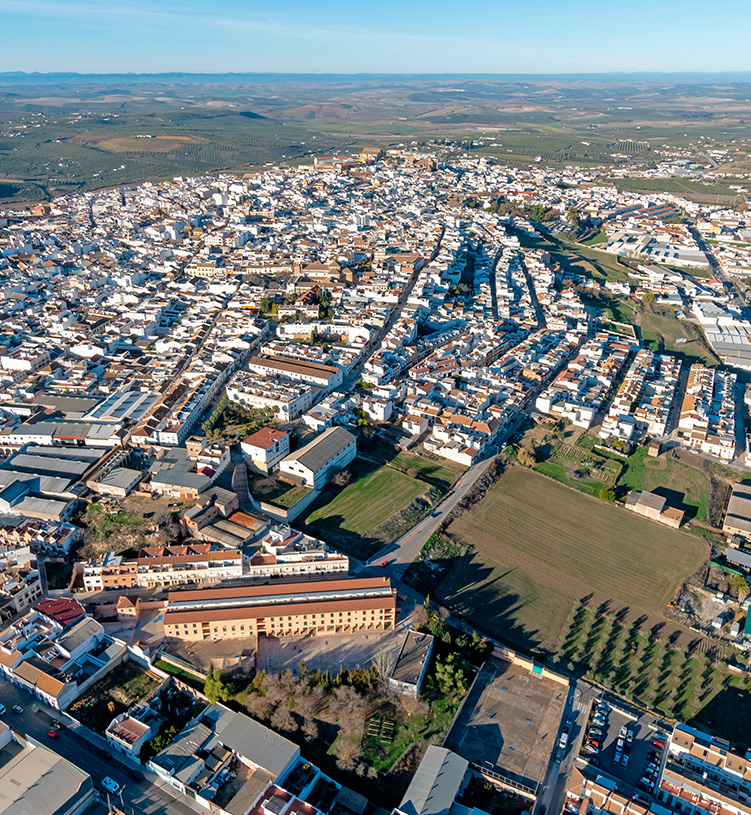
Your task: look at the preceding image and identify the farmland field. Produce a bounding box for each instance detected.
[438,467,708,651]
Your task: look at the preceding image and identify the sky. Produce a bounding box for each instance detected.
[1,0,750,75]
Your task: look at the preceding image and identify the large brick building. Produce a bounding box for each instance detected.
[163,576,396,641]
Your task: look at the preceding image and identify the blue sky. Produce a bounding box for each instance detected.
[1,0,750,74]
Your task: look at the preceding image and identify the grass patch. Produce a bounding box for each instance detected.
[155,659,207,692]
[404,533,464,594]
[304,459,425,537]
[581,230,609,246]
[640,313,717,366]
[261,482,313,510]
[514,229,629,282]
[604,298,637,325]
[618,447,711,522]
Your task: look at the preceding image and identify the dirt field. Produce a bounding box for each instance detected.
[444,657,566,790]
[95,134,208,152]
[438,467,708,651]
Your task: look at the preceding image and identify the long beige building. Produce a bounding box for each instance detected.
[163,577,396,641]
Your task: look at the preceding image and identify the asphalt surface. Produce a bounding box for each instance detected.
[0,678,203,815]
[363,454,495,577]
[535,679,599,815]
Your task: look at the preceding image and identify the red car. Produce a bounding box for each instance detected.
[652,740,665,750]
[48,730,58,739]
[380,561,388,568]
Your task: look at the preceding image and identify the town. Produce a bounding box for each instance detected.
[1,140,751,815]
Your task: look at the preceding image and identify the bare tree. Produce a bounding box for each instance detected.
[372,647,396,682]
[246,695,273,721]
[270,706,298,733]
[302,718,319,742]
[333,685,368,730]
[294,684,324,718]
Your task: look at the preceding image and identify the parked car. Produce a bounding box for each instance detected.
[616,737,625,750]
[102,777,121,795]
[0,703,5,715]
[619,726,628,738]
[652,739,665,750]
[129,769,145,782]
[626,729,634,743]
[621,753,629,768]
[584,745,599,755]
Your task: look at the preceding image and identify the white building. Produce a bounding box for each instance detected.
[279,427,356,489]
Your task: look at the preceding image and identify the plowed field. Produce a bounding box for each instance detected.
[438,467,708,651]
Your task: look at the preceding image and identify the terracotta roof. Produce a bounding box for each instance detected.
[167,576,389,603]
[164,595,395,626]
[243,427,289,450]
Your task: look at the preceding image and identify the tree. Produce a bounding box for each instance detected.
[642,291,656,304]
[471,631,492,659]
[434,652,470,700]
[566,206,580,226]
[204,666,232,703]
[333,684,368,729]
[259,296,272,313]
[148,723,178,754]
[517,446,537,467]
[331,468,353,488]
[428,614,451,644]
[247,695,274,720]
[270,706,298,733]
[730,574,750,606]
[302,718,319,742]
[598,488,616,503]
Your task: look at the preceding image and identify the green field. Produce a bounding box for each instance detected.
[618,448,711,522]
[604,298,637,325]
[514,230,630,282]
[305,460,425,537]
[640,313,718,366]
[370,445,465,489]
[438,467,708,652]
[609,176,740,200]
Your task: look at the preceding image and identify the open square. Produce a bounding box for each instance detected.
[444,656,567,791]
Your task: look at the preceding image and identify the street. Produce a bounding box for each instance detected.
[535,679,599,815]
[0,678,203,815]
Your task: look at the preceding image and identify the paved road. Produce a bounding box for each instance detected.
[362,456,495,579]
[535,679,599,815]
[0,679,203,815]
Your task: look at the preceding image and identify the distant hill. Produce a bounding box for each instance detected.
[2,71,751,86]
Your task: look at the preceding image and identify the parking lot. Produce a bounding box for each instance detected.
[581,697,668,793]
